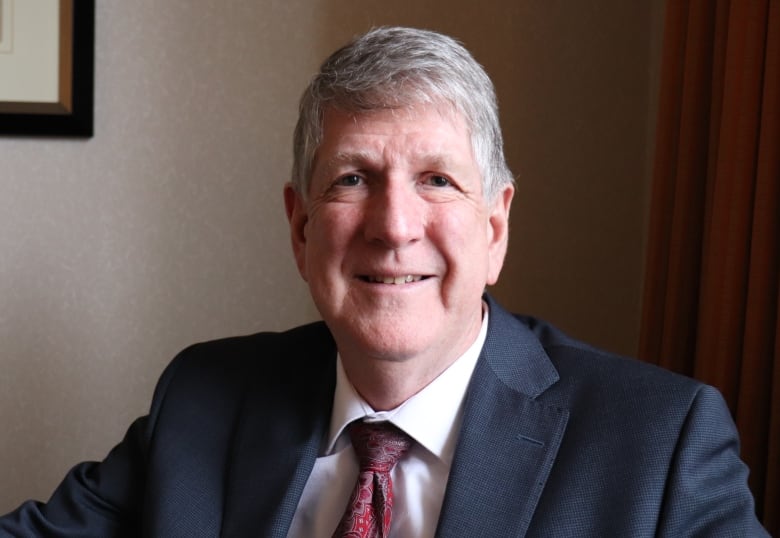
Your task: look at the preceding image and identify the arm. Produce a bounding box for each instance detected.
[0,417,148,537]
[657,384,769,537]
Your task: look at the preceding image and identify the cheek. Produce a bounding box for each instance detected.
[432,212,490,269]
[445,206,490,245]
[305,207,361,268]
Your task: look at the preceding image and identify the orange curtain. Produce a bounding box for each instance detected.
[639,0,779,533]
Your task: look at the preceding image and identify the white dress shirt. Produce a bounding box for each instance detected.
[287,307,489,538]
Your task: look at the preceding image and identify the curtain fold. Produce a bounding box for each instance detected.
[639,0,779,532]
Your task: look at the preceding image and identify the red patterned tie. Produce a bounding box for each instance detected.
[332,421,412,538]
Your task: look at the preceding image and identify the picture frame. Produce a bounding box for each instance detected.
[0,0,95,137]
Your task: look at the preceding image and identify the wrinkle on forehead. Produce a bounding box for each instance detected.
[322,148,460,175]
[335,98,463,125]
[317,105,472,171]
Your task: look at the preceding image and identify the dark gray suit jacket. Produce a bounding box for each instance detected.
[0,296,768,536]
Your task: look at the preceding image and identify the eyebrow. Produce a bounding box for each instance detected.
[324,150,376,171]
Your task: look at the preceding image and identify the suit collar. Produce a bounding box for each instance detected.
[435,295,569,537]
[480,293,561,397]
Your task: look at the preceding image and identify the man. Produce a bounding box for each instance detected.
[0,26,768,537]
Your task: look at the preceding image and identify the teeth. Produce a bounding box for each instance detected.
[369,275,422,284]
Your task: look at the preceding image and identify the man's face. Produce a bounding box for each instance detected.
[285,105,513,371]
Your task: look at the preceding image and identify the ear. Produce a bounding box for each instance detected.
[486,184,515,285]
[284,183,309,281]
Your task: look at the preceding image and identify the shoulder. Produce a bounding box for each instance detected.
[484,296,712,425]
[148,321,336,414]
[167,320,334,375]
[508,310,695,388]
[510,313,727,444]
[178,320,333,359]
[484,295,704,401]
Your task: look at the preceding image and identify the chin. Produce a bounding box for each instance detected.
[339,324,428,362]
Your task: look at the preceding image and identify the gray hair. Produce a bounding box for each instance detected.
[291,26,514,201]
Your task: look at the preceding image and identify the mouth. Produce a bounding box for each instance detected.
[359,275,429,285]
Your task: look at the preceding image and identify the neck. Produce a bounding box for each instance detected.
[341,357,451,411]
[339,311,485,411]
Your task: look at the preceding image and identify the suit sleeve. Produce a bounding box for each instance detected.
[0,353,184,538]
[656,384,769,537]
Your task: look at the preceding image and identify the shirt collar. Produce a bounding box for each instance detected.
[325,304,489,465]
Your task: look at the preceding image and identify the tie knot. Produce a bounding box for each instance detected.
[349,421,412,473]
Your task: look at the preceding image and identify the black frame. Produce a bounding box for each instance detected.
[0,0,95,137]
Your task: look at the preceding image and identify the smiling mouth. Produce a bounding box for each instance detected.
[360,275,428,285]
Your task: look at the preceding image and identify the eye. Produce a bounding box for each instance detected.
[426,175,451,187]
[336,174,362,187]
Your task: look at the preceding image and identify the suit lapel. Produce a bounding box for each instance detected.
[220,323,337,538]
[435,297,569,537]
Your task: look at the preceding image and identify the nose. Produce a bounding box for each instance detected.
[363,180,424,249]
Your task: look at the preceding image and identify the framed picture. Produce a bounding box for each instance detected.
[0,0,95,137]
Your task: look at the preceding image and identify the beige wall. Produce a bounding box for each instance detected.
[0,1,663,510]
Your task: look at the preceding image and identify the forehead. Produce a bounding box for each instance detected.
[315,105,474,167]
